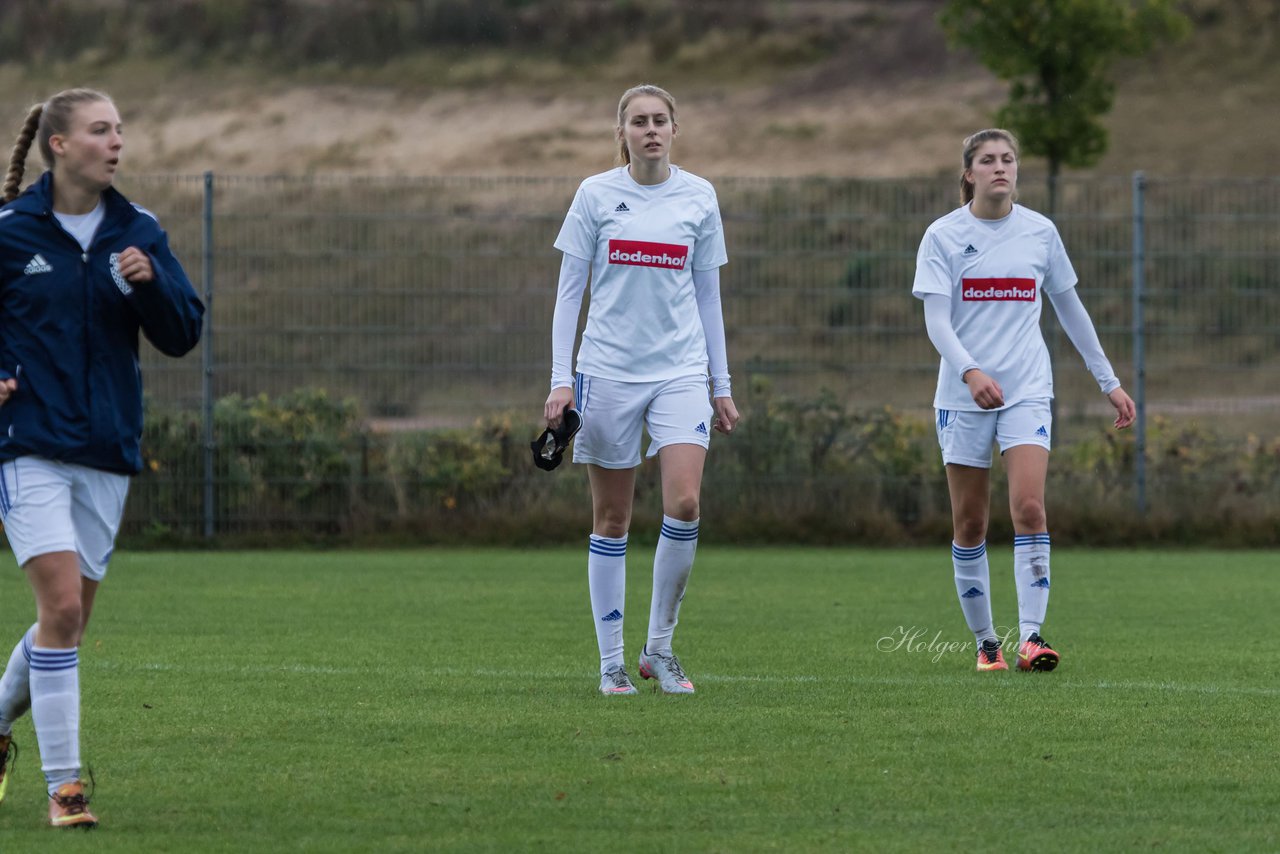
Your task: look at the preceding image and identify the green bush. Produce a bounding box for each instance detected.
[129,387,1280,547]
[380,414,513,516]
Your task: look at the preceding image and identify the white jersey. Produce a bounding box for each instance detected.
[912,203,1077,411]
[554,165,728,382]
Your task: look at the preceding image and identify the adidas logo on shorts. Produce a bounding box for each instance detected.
[1036,425,1048,438]
[694,422,708,436]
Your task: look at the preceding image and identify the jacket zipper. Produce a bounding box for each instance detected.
[45,208,99,451]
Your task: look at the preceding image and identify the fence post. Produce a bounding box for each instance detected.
[1045,172,1061,443]
[202,171,216,539]
[1132,171,1146,516]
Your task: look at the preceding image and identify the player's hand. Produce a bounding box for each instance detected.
[543,386,575,428]
[963,369,1004,410]
[0,378,16,406]
[117,247,154,284]
[712,396,739,435]
[1108,387,1135,430]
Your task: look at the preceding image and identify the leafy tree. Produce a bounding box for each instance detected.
[939,0,1189,215]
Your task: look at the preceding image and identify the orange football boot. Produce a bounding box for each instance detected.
[49,780,98,829]
[1017,633,1060,672]
[975,639,1008,672]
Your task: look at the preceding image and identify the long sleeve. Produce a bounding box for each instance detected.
[1047,287,1120,394]
[130,228,205,357]
[693,267,731,397]
[922,293,980,381]
[550,253,590,390]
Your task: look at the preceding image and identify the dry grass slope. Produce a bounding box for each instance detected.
[0,0,1276,178]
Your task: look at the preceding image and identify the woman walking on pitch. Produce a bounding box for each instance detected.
[543,84,738,696]
[912,128,1134,673]
[0,88,204,827]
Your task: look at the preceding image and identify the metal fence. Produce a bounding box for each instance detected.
[117,173,1280,538]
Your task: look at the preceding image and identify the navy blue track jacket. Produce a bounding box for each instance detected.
[0,172,205,475]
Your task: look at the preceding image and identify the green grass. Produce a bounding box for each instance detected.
[0,548,1277,851]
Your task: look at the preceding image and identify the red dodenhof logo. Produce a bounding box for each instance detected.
[608,240,689,270]
[961,277,1036,301]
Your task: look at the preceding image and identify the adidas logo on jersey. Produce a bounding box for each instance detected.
[694,422,708,436]
[615,202,630,212]
[962,244,978,256]
[1036,425,1048,438]
[23,253,52,275]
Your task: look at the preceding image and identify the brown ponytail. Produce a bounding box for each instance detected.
[4,104,41,204]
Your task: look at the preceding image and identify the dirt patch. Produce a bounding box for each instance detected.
[105,72,1009,179]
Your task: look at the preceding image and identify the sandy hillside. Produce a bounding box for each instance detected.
[0,0,1276,179]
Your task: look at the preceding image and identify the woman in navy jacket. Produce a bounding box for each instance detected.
[0,88,203,828]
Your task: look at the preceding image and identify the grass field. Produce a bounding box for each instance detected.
[0,547,1276,852]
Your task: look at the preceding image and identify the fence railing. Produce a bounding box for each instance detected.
[115,173,1280,540]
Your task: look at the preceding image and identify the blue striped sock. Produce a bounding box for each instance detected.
[952,540,995,643]
[588,534,628,673]
[1013,532,1051,642]
[29,645,81,795]
[647,516,699,655]
[0,624,36,732]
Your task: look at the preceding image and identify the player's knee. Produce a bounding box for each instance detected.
[666,493,700,522]
[40,600,84,647]
[953,517,987,544]
[594,506,631,538]
[1012,496,1046,532]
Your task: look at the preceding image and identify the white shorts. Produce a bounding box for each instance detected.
[573,373,713,469]
[0,457,130,580]
[935,399,1052,468]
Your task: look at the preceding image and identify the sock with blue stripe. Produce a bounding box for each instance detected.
[1014,532,1051,643]
[29,645,81,795]
[0,623,36,735]
[952,541,996,644]
[646,516,699,656]
[588,534,628,675]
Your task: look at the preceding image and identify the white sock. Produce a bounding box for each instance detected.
[29,646,81,795]
[1014,532,1052,643]
[646,516,699,656]
[952,541,996,643]
[0,624,36,735]
[588,534,627,674]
